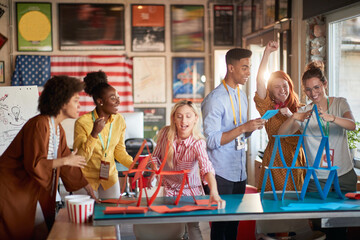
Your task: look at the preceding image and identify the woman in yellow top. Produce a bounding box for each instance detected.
[255,41,305,191]
[74,70,133,199]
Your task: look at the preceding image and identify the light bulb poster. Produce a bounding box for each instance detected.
[16,2,52,52]
[0,86,39,155]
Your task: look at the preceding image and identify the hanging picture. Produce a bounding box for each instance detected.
[134,107,166,139]
[242,0,252,36]
[59,3,125,50]
[133,57,166,103]
[171,5,204,52]
[172,57,205,102]
[16,2,52,52]
[132,5,165,52]
[264,0,275,27]
[0,32,7,50]
[0,61,4,83]
[214,5,234,46]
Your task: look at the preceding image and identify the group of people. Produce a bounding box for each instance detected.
[0,40,357,240]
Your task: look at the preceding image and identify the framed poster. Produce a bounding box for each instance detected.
[172,57,205,103]
[0,61,4,83]
[59,3,125,50]
[278,0,291,21]
[132,5,165,52]
[16,2,52,51]
[133,57,166,103]
[264,0,276,27]
[135,107,166,139]
[242,0,252,36]
[214,5,234,46]
[171,5,204,52]
[253,0,264,31]
[0,32,7,50]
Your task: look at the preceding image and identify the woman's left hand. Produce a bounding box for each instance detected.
[209,193,226,209]
[318,108,335,122]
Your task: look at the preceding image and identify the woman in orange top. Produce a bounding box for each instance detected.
[254,41,305,191]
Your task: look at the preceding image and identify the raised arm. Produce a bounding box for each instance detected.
[256,41,279,99]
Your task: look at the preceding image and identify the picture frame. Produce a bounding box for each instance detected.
[134,107,166,139]
[172,57,205,103]
[253,0,264,31]
[0,32,7,50]
[213,5,234,46]
[277,0,291,21]
[0,61,4,83]
[58,3,125,50]
[171,5,204,52]
[16,2,52,52]
[133,57,166,103]
[242,0,252,36]
[131,4,165,52]
[264,0,276,27]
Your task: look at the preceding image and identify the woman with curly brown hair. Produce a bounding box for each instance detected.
[0,75,96,239]
[73,70,133,199]
[255,41,306,192]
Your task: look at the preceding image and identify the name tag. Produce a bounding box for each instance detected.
[100,160,110,180]
[235,134,245,150]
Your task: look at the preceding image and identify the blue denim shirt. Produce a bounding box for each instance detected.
[201,83,248,182]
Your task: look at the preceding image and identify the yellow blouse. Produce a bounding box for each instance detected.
[74,110,133,191]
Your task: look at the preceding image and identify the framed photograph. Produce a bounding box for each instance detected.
[0,32,7,50]
[264,0,276,27]
[172,57,205,103]
[214,5,234,46]
[171,5,204,52]
[278,0,291,21]
[16,2,52,51]
[242,0,252,36]
[253,0,264,31]
[0,61,4,83]
[132,5,165,52]
[59,3,125,50]
[133,57,166,103]
[134,107,166,139]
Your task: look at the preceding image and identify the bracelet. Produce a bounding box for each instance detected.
[330,115,336,122]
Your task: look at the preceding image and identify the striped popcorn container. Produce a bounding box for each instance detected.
[68,198,95,224]
[64,195,90,220]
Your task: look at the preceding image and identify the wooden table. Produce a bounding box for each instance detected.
[47,208,118,240]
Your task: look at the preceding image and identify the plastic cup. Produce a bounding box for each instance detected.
[68,198,95,224]
[64,195,90,220]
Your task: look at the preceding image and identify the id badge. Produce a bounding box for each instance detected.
[100,160,110,180]
[235,134,245,150]
[320,149,334,168]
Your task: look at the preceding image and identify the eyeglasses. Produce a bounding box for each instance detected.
[305,85,322,93]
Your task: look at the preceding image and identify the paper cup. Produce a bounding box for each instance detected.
[64,195,90,220]
[68,198,95,224]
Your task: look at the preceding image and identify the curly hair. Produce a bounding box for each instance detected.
[38,75,84,116]
[83,70,111,104]
[268,70,301,113]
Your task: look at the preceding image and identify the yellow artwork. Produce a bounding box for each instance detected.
[18,11,51,42]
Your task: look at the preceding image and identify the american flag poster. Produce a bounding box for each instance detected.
[12,55,134,115]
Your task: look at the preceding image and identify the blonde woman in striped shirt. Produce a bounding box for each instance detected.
[152,100,225,239]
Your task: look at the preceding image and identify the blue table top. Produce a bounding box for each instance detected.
[93,192,360,225]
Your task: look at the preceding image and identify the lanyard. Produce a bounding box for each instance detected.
[50,117,58,159]
[319,98,330,136]
[222,80,242,126]
[92,111,113,158]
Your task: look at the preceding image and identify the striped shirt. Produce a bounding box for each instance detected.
[152,127,215,197]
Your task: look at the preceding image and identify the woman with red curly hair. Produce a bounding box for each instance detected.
[255,41,306,192]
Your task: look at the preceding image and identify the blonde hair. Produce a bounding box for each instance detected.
[155,100,204,168]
